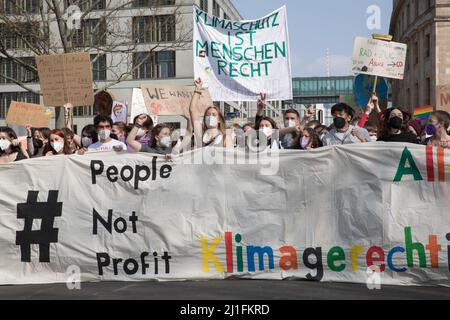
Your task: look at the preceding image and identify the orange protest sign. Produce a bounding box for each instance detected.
[140,85,213,118]
[6,101,53,128]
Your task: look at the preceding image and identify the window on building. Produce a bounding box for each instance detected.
[0,22,39,49]
[73,105,95,117]
[0,91,40,119]
[415,0,420,17]
[73,18,107,47]
[425,34,431,58]
[199,0,208,12]
[90,54,106,81]
[426,77,431,105]
[133,51,175,79]
[212,0,219,17]
[133,15,175,43]
[407,3,410,26]
[1,0,42,14]
[414,41,419,65]
[65,0,106,11]
[415,82,419,107]
[131,0,175,7]
[0,57,38,84]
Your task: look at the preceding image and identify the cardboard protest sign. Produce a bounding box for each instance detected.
[111,101,128,124]
[6,101,53,128]
[36,52,94,107]
[193,6,292,101]
[437,85,450,113]
[140,85,214,118]
[129,88,148,122]
[352,37,407,79]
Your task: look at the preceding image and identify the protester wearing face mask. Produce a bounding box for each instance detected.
[255,116,281,150]
[377,108,418,143]
[322,103,366,145]
[299,128,322,150]
[364,124,379,142]
[255,93,302,149]
[426,111,450,149]
[0,127,28,163]
[128,123,175,155]
[25,125,50,158]
[186,78,233,149]
[44,129,72,156]
[112,122,127,144]
[62,128,78,154]
[315,125,329,142]
[133,114,154,147]
[88,115,127,152]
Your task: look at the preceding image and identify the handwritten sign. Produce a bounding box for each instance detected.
[6,101,53,128]
[193,6,292,101]
[352,37,407,80]
[140,85,214,118]
[36,52,94,107]
[437,85,450,113]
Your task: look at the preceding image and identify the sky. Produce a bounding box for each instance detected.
[231,0,393,77]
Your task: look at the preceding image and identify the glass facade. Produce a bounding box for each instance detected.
[292,76,354,105]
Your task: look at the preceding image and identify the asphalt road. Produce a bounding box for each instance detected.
[0,280,449,300]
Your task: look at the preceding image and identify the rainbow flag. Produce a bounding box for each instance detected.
[414,106,433,120]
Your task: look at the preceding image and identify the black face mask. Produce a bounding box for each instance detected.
[389,116,403,130]
[333,117,347,129]
[33,138,43,149]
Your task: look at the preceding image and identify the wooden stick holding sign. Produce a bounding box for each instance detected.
[370,34,393,114]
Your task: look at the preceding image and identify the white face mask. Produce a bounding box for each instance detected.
[51,141,64,153]
[81,137,93,148]
[159,136,172,148]
[98,129,111,140]
[205,116,218,129]
[259,127,273,137]
[0,139,11,151]
[285,120,296,128]
[136,128,146,138]
[370,136,378,142]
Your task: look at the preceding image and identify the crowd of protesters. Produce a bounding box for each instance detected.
[1,77,450,164]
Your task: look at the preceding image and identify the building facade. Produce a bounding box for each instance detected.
[0,0,242,133]
[389,0,450,112]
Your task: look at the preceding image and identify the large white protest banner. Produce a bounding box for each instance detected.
[0,144,449,286]
[352,37,407,79]
[193,6,292,101]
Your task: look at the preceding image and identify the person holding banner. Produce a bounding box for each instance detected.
[87,115,127,153]
[426,111,450,149]
[0,127,28,163]
[188,78,232,148]
[128,123,176,156]
[132,114,154,148]
[377,108,418,144]
[43,129,74,156]
[112,122,128,144]
[322,103,367,145]
[25,125,50,158]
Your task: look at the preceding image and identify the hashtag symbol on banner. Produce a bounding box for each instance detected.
[16,191,62,263]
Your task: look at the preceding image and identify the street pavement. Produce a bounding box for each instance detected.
[0,280,449,300]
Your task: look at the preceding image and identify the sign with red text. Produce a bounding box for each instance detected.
[437,85,450,113]
[352,37,407,79]
[0,145,449,286]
